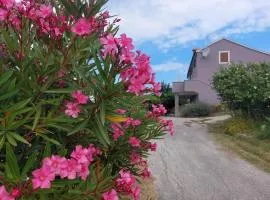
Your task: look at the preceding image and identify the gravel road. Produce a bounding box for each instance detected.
[148,116,270,200]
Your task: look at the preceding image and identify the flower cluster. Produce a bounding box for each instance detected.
[130,151,152,179]
[161,119,174,136]
[99,33,161,96]
[150,104,167,117]
[147,104,174,136]
[109,110,142,142]
[115,170,141,200]
[32,144,100,189]
[65,90,89,118]
[0,0,110,40]
[102,189,119,200]
[0,185,14,200]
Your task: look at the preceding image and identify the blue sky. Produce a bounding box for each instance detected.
[108,0,270,84]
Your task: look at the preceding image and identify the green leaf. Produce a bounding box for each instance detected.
[2,30,17,53]
[44,88,75,94]
[0,70,13,87]
[6,143,20,179]
[0,136,5,150]
[21,151,38,178]
[6,134,17,146]
[96,117,110,147]
[43,142,51,158]
[67,119,89,136]
[100,101,105,125]
[38,133,61,146]
[10,132,30,145]
[0,89,19,101]
[6,98,31,112]
[32,107,42,130]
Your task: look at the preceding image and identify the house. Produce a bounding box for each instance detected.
[172,38,270,117]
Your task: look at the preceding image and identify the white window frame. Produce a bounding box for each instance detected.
[219,51,230,64]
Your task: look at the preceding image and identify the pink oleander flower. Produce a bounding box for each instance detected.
[161,119,174,136]
[150,142,157,152]
[71,145,90,164]
[167,120,174,136]
[77,163,90,180]
[0,8,8,21]
[72,90,88,104]
[132,119,141,127]
[130,152,142,165]
[59,158,81,180]
[129,137,141,147]
[152,104,167,117]
[142,167,151,179]
[120,48,134,63]
[88,144,101,159]
[127,78,145,95]
[117,170,136,186]
[0,0,14,9]
[102,189,119,200]
[131,186,141,200]
[119,34,134,50]
[100,34,118,57]
[111,123,124,141]
[0,185,14,200]
[71,18,92,36]
[116,109,126,115]
[10,188,21,198]
[32,167,55,189]
[123,117,133,128]
[10,15,21,30]
[65,102,80,118]
[42,155,67,175]
[38,5,53,18]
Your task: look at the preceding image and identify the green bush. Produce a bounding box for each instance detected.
[213,63,270,118]
[160,82,174,113]
[257,118,270,140]
[180,102,211,117]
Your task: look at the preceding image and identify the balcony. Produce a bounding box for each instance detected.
[172,81,198,96]
[172,82,184,93]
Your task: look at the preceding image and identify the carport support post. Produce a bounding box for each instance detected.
[175,94,180,117]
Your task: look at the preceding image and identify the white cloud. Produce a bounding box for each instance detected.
[152,61,187,72]
[108,0,270,49]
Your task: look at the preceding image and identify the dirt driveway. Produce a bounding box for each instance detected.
[148,116,270,200]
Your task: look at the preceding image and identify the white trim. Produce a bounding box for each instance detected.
[219,51,230,64]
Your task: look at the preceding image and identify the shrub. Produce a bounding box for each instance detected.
[160,82,174,113]
[257,118,270,140]
[0,1,173,199]
[180,102,211,117]
[213,63,270,118]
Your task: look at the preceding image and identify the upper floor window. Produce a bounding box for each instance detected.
[219,51,230,64]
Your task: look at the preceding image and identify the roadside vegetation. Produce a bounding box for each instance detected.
[209,116,270,172]
[210,63,270,172]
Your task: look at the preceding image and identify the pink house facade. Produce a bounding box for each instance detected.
[172,38,270,117]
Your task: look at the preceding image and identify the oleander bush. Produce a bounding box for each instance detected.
[0,0,174,199]
[180,102,211,117]
[213,63,270,118]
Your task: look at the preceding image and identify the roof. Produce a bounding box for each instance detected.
[186,38,270,78]
[201,38,270,56]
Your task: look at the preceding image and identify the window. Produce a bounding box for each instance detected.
[219,51,230,64]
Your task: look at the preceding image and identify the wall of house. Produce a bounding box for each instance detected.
[193,39,270,105]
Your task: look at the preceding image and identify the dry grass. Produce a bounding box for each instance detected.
[208,118,270,173]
